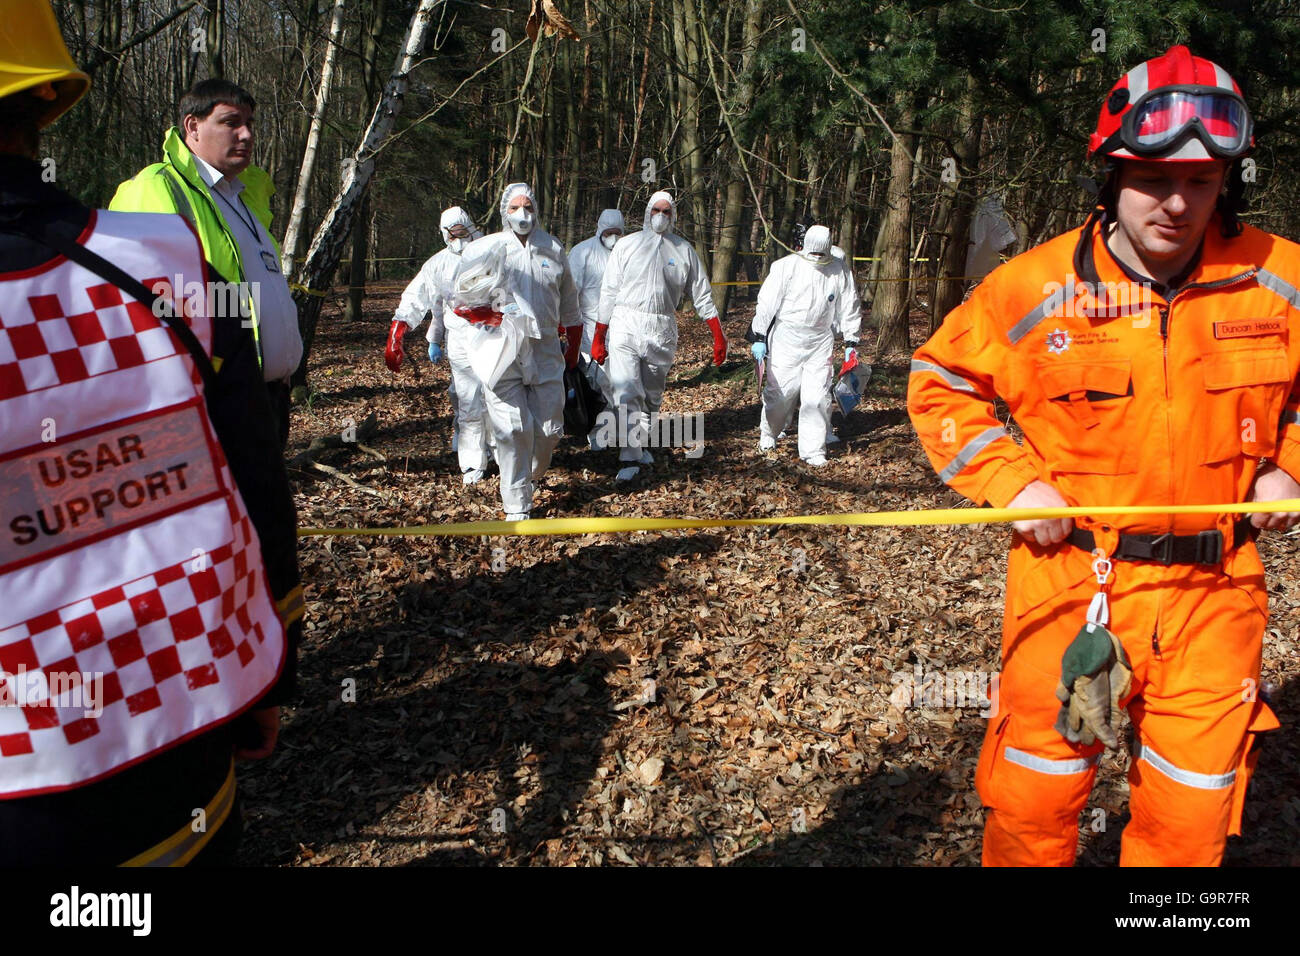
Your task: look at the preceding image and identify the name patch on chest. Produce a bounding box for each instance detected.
[1214,318,1286,339]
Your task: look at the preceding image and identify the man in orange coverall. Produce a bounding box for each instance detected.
[908,46,1300,866]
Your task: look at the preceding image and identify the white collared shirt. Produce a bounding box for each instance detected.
[193,153,303,382]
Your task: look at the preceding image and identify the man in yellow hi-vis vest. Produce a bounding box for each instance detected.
[111,79,302,450]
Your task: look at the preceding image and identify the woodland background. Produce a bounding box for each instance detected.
[44,0,1300,374]
[33,0,1300,866]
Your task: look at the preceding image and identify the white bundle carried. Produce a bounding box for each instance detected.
[451,242,527,389]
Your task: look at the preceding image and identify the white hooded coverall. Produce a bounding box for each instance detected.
[393,206,491,475]
[456,184,582,515]
[599,191,718,463]
[568,208,624,402]
[752,227,861,460]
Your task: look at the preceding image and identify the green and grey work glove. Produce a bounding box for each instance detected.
[1054,622,1133,749]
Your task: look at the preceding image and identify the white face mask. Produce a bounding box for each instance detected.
[506,208,535,235]
[447,237,467,254]
[601,233,619,251]
[805,251,830,266]
[650,212,671,234]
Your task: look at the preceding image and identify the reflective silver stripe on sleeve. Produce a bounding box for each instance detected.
[1255,269,1300,311]
[1003,746,1099,776]
[1134,742,1235,790]
[910,359,979,394]
[938,426,1011,483]
[1007,290,1062,345]
[1126,61,1149,101]
[1282,408,1300,428]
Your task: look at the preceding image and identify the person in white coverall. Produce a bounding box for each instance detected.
[568,208,624,446]
[455,183,582,520]
[591,191,728,482]
[385,206,493,483]
[750,224,860,467]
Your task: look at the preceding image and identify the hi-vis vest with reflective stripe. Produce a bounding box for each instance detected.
[0,211,285,799]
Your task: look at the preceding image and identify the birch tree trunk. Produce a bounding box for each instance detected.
[281,0,347,274]
[291,0,447,391]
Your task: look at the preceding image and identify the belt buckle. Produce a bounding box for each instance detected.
[1194,529,1224,565]
[1147,533,1175,565]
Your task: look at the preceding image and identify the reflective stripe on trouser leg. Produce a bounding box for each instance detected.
[796,358,833,461]
[447,325,491,473]
[977,715,1099,867]
[980,541,1106,866]
[1122,740,1239,866]
[1119,557,1268,866]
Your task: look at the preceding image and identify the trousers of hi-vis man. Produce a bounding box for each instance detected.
[908,211,1300,865]
[0,210,285,800]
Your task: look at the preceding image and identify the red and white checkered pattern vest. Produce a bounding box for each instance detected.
[0,211,286,798]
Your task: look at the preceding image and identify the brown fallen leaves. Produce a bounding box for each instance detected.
[238,292,1300,867]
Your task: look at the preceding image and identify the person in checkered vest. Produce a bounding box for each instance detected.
[0,1,302,866]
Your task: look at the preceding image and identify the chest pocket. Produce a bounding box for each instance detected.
[1199,346,1291,463]
[661,252,688,291]
[1034,359,1137,475]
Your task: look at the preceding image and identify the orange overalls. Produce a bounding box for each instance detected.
[908,213,1300,865]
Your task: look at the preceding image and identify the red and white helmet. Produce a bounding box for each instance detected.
[1088,45,1253,162]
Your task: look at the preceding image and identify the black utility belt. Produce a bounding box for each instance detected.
[1068,518,1255,566]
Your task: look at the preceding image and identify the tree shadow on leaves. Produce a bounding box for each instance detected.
[729,766,958,866]
[238,536,722,866]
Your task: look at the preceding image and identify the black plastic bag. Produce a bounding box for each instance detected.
[563,356,607,436]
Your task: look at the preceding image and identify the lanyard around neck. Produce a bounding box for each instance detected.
[213,185,260,240]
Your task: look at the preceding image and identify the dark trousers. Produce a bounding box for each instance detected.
[267,381,291,452]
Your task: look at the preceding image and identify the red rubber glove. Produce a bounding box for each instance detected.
[591,322,610,365]
[385,319,406,372]
[706,315,728,366]
[564,324,582,369]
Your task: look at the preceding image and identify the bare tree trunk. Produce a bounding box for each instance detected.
[932,76,983,331]
[707,0,762,318]
[872,94,916,357]
[205,0,225,79]
[344,0,386,323]
[625,0,657,185]
[291,0,446,391]
[682,0,708,270]
[281,0,347,274]
[839,125,866,261]
[563,40,580,246]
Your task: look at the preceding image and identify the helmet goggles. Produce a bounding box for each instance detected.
[1120,85,1252,160]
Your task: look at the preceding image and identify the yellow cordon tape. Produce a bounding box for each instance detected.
[289,282,330,298]
[298,500,1300,539]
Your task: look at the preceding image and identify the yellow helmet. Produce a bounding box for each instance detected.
[0,0,90,128]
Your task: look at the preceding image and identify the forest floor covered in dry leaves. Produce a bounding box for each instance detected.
[238,289,1300,866]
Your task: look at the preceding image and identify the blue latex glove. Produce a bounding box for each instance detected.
[751,341,767,362]
[428,342,444,364]
[844,346,857,363]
